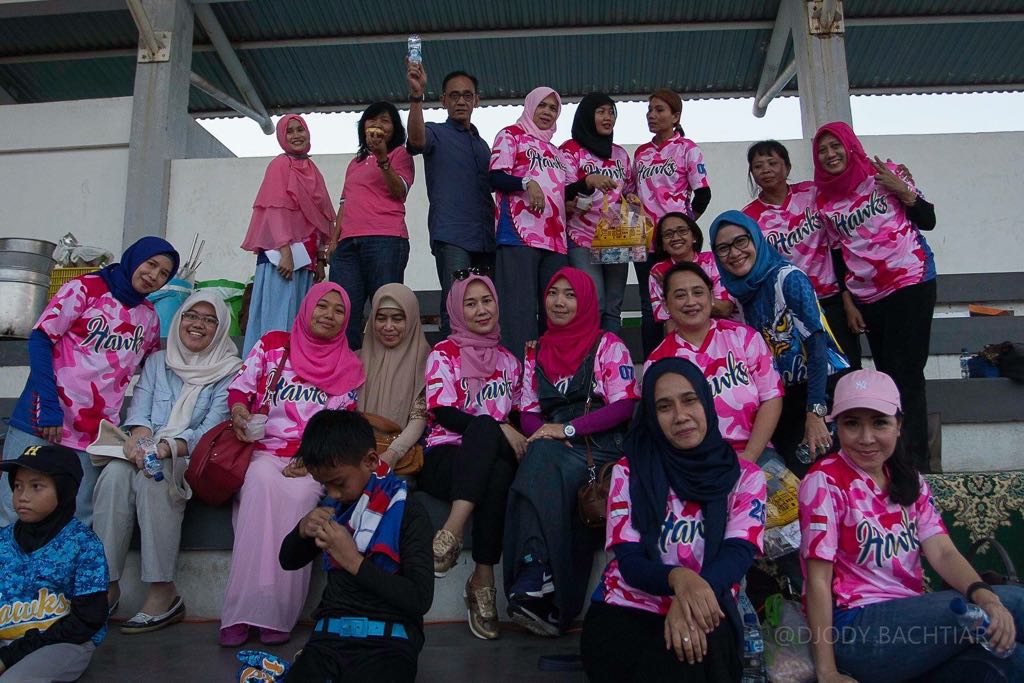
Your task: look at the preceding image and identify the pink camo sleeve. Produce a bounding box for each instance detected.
[685,143,710,191]
[649,268,668,323]
[228,339,269,403]
[799,470,840,562]
[725,461,767,552]
[914,477,948,542]
[489,128,517,173]
[596,336,639,403]
[425,347,459,411]
[745,328,784,401]
[605,462,641,550]
[35,280,90,341]
[517,346,540,414]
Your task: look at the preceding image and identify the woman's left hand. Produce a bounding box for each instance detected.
[314,519,363,574]
[669,567,724,633]
[276,245,294,281]
[979,594,1017,654]
[802,414,832,460]
[871,156,917,205]
[526,423,568,444]
[282,460,309,478]
[712,298,737,319]
[500,423,528,461]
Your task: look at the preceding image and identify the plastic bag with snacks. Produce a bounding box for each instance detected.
[763,595,816,683]
[590,194,653,264]
[763,519,802,560]
[761,457,801,529]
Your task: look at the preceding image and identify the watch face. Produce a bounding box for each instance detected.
[811,404,828,417]
[564,424,576,438]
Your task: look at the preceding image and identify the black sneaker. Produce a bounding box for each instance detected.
[508,593,560,638]
[508,560,554,600]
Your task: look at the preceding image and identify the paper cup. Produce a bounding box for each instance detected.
[245,414,268,440]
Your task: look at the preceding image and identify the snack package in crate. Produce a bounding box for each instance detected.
[590,194,653,265]
[762,457,800,529]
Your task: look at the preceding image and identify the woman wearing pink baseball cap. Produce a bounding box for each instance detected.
[798,369,1024,682]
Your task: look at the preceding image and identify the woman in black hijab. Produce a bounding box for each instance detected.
[580,358,767,682]
[0,444,108,679]
[560,93,634,332]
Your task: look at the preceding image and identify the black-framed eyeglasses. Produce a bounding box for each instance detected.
[662,227,692,240]
[445,91,477,103]
[182,311,219,327]
[452,266,491,281]
[713,234,752,258]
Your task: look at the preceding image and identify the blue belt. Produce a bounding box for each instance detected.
[315,617,408,640]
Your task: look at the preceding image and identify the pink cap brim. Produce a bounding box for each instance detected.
[828,396,901,421]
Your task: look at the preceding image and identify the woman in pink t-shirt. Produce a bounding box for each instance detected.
[416,273,526,641]
[648,212,735,330]
[800,369,1024,683]
[328,102,415,350]
[219,282,364,648]
[645,262,783,464]
[581,357,766,682]
[633,89,712,358]
[812,122,937,473]
[488,87,569,361]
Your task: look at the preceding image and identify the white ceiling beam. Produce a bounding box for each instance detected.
[752,0,796,118]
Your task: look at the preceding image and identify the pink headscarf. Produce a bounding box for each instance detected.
[812,121,875,202]
[289,282,365,396]
[240,114,336,253]
[446,274,501,397]
[538,267,602,379]
[515,87,562,143]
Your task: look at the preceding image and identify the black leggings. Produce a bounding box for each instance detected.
[417,416,517,565]
[858,279,937,472]
[581,601,741,683]
[286,634,418,682]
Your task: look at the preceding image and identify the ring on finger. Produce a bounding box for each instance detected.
[682,636,690,643]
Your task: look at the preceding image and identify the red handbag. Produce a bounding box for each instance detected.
[185,347,289,506]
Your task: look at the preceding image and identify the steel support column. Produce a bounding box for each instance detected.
[123,0,194,248]
[791,0,852,137]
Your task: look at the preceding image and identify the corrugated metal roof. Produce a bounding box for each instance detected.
[0,1,1020,114]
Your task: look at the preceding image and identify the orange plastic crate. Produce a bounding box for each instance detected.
[48,266,100,299]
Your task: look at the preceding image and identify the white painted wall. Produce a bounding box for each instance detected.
[167,131,1024,290]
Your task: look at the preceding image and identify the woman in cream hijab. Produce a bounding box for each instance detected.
[358,283,432,466]
[92,290,242,633]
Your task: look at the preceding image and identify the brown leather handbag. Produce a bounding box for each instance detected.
[576,337,616,529]
[362,412,424,476]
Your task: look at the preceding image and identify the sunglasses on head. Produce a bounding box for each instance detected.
[452,266,491,280]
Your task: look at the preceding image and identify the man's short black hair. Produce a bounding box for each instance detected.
[295,410,375,470]
[441,71,479,95]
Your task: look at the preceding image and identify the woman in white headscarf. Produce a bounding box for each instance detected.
[92,291,242,634]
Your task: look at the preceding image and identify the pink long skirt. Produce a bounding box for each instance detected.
[220,452,323,632]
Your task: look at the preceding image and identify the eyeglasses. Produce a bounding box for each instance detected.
[713,234,752,258]
[662,228,691,240]
[452,266,491,280]
[182,312,219,327]
[445,91,476,103]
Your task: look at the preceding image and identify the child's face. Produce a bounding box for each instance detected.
[11,468,59,522]
[309,452,376,505]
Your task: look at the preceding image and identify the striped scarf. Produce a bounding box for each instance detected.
[323,461,406,574]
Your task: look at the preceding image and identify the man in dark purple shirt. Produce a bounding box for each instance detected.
[406,62,495,335]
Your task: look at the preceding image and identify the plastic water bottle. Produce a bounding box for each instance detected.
[738,590,767,682]
[960,348,971,379]
[407,34,422,64]
[137,436,164,482]
[950,597,1013,658]
[794,442,814,465]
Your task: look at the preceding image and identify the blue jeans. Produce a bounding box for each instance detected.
[1,426,99,527]
[433,242,494,337]
[833,585,1024,682]
[329,235,410,349]
[568,243,627,334]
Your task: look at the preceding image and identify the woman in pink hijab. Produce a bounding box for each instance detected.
[488,86,569,362]
[240,114,336,355]
[219,282,364,648]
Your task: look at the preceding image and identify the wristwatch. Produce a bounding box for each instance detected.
[409,94,424,102]
[562,423,576,439]
[521,177,531,191]
[809,403,828,418]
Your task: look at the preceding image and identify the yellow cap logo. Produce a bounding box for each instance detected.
[22,446,42,457]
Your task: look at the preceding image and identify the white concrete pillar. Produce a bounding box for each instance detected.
[122,0,194,248]
[790,0,853,137]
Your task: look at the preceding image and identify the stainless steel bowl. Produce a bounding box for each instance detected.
[0,267,52,338]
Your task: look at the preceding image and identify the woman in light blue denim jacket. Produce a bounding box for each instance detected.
[92,291,242,634]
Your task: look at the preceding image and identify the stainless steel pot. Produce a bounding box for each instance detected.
[0,267,53,338]
[0,238,57,275]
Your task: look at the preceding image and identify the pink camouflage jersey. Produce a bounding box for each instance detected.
[425,339,522,448]
[743,181,840,299]
[633,132,710,224]
[594,458,766,615]
[518,332,639,414]
[559,139,634,248]
[818,163,936,304]
[799,450,947,609]
[648,252,730,323]
[644,320,783,454]
[28,276,160,450]
[227,331,358,458]
[489,125,568,254]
